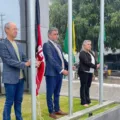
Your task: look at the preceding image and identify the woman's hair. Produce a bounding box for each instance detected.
[81,40,91,51]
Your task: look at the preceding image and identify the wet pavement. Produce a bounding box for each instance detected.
[60,77,120,102]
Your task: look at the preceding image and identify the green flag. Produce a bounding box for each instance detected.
[64,28,68,53]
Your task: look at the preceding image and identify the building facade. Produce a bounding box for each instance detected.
[0,0,49,94]
[20,0,49,93]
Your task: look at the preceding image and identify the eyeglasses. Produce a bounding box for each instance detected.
[13,28,18,31]
[53,33,59,36]
[7,28,18,31]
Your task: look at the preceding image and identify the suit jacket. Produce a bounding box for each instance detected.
[78,50,97,73]
[43,41,68,76]
[0,38,28,84]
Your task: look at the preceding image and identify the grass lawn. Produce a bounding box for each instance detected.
[0,94,98,120]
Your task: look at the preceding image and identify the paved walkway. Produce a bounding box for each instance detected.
[60,79,120,102]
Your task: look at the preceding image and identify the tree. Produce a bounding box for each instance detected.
[50,0,120,51]
[105,0,120,51]
[49,1,68,47]
[74,0,100,51]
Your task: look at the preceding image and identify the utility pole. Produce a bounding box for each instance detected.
[0,14,5,39]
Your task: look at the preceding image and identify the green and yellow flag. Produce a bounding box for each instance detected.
[63,19,76,63]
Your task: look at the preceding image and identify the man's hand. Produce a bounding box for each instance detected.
[62,70,68,76]
[36,60,41,68]
[72,66,76,70]
[25,60,31,67]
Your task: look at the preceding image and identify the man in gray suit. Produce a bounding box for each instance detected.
[0,22,31,120]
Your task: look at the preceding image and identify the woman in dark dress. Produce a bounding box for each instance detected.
[78,40,100,107]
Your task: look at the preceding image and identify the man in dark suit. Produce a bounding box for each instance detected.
[43,27,68,119]
[0,22,31,120]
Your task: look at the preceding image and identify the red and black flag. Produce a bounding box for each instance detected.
[35,0,45,96]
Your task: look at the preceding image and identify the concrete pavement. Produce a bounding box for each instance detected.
[60,79,120,102]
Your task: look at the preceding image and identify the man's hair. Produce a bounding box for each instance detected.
[4,22,11,30]
[48,27,58,35]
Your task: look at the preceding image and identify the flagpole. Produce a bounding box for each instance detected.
[68,0,73,115]
[27,0,36,119]
[99,0,104,104]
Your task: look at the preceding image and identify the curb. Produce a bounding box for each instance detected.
[57,101,114,120]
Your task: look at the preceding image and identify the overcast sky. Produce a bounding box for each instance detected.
[0,0,21,39]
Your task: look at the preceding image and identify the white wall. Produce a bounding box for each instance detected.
[39,0,49,93]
